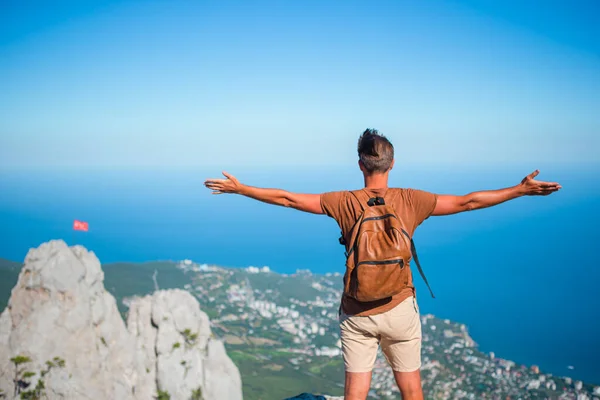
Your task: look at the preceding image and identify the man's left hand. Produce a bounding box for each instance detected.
[204,171,242,194]
[519,170,562,196]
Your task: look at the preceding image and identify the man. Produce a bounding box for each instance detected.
[204,129,561,400]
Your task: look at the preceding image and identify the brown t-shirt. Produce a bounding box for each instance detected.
[320,187,438,317]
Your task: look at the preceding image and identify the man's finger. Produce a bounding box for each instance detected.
[204,181,227,189]
[536,181,558,188]
[539,182,559,188]
[222,171,234,180]
[205,183,223,190]
[204,178,226,184]
[539,188,559,195]
[528,170,540,180]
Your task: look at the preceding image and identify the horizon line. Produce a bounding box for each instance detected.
[1,161,598,171]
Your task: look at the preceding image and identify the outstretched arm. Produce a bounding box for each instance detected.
[432,170,561,216]
[204,172,324,214]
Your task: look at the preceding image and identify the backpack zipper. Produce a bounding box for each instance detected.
[362,214,397,222]
[356,258,405,268]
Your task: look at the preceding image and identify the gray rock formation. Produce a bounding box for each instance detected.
[128,290,241,400]
[0,240,242,400]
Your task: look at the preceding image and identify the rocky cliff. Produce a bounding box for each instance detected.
[0,240,242,400]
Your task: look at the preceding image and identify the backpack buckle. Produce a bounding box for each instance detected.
[367,197,385,206]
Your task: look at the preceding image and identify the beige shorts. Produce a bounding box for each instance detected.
[339,296,422,373]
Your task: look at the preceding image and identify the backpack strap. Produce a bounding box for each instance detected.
[349,189,372,211]
[339,190,365,247]
[340,188,388,247]
[410,238,435,298]
[338,190,371,253]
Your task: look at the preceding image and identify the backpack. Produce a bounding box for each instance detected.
[338,189,435,302]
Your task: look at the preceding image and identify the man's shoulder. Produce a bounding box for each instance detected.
[320,189,351,199]
[388,187,413,199]
[388,188,438,210]
[390,187,435,197]
[319,190,351,218]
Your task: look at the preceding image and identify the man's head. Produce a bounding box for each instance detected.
[357,128,395,175]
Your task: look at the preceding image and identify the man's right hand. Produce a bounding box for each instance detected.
[433,170,561,216]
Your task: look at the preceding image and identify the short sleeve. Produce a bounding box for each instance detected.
[406,189,438,231]
[320,191,348,221]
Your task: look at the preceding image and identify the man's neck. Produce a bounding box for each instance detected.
[363,172,389,190]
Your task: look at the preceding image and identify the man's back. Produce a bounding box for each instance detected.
[320,187,437,316]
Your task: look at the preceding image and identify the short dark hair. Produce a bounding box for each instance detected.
[357,128,394,173]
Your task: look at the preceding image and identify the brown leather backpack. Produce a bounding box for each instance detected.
[339,189,435,302]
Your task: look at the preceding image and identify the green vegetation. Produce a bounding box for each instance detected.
[223,346,346,399]
[155,389,170,400]
[22,372,35,379]
[191,387,203,400]
[232,352,344,400]
[45,357,65,369]
[11,355,32,367]
[172,342,181,350]
[10,355,66,400]
[181,328,198,348]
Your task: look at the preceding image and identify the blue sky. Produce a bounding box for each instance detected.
[0,0,598,168]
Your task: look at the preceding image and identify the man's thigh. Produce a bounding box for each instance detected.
[378,296,422,372]
[339,312,379,373]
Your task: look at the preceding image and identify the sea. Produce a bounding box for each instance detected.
[0,164,598,384]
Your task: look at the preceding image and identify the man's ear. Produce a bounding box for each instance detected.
[358,160,365,172]
[389,159,395,171]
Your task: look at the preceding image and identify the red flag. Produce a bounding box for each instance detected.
[73,220,89,232]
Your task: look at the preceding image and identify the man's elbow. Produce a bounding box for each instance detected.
[463,194,483,212]
[452,195,475,212]
[281,193,298,208]
[282,199,294,208]
[464,200,476,212]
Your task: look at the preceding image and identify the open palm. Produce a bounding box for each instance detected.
[520,170,561,196]
[204,172,242,194]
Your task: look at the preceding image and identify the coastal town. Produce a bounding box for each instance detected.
[174,259,599,400]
